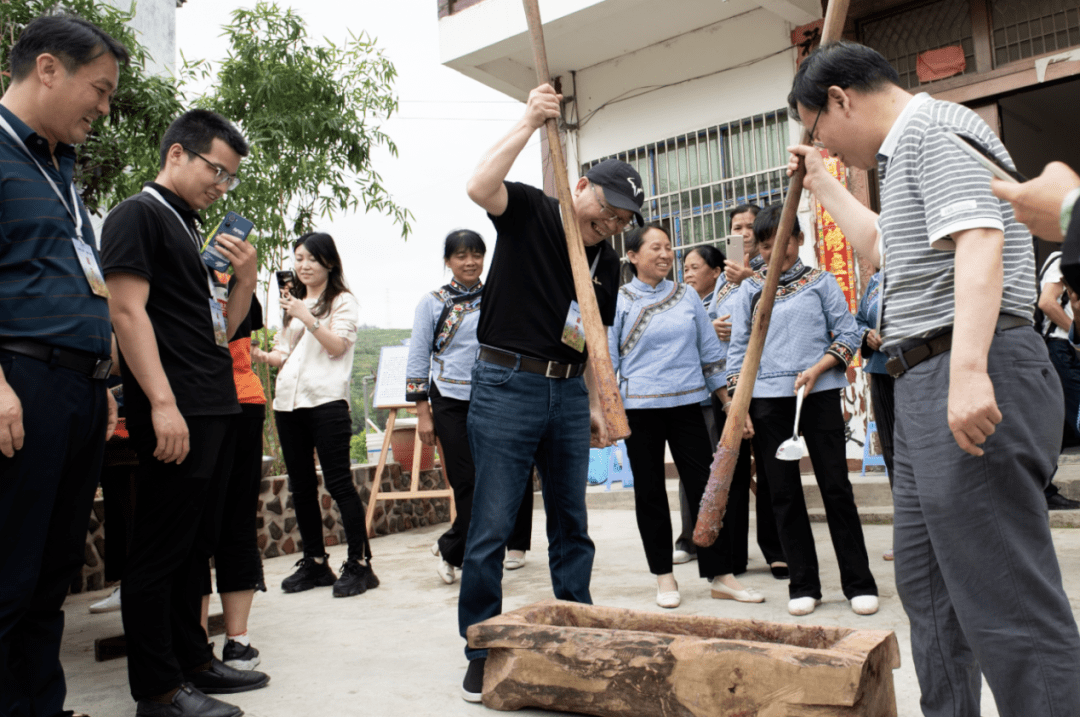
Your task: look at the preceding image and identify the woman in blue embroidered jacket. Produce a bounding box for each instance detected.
[671,245,726,564]
[405,230,532,585]
[611,224,765,608]
[726,204,878,618]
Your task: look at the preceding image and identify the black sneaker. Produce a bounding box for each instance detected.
[362,561,380,591]
[281,556,337,593]
[461,657,485,702]
[332,559,375,597]
[222,640,260,671]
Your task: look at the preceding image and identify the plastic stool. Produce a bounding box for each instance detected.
[862,420,887,476]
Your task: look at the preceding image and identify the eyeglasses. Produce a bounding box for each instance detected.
[588,182,635,233]
[184,147,241,190]
[808,108,825,149]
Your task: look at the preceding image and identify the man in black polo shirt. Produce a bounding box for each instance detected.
[457,83,644,701]
[101,110,267,717]
[0,16,126,717]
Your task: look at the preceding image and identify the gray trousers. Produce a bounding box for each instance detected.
[893,325,1080,717]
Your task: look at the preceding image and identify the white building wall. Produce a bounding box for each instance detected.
[570,8,795,164]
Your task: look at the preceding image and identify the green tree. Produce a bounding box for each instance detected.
[0,0,184,213]
[184,3,413,467]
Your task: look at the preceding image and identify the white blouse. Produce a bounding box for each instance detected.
[272,291,359,412]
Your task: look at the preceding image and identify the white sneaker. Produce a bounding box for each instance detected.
[431,543,456,584]
[672,549,694,564]
[436,558,456,584]
[89,587,121,614]
[787,597,820,616]
[850,595,879,615]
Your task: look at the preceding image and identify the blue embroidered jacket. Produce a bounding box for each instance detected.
[726,260,860,398]
[609,277,726,409]
[405,279,483,402]
[854,272,888,375]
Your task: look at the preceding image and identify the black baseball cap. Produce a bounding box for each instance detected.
[585,159,645,227]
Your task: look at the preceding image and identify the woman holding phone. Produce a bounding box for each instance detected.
[252,232,378,598]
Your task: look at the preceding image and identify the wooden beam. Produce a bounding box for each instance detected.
[970,0,994,74]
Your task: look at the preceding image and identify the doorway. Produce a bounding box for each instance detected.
[997,77,1080,270]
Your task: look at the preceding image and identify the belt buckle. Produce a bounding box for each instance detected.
[885,356,905,379]
[545,361,568,379]
[92,358,112,380]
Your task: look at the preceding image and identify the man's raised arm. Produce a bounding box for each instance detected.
[466,83,561,217]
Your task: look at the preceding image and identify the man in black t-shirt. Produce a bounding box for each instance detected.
[457,83,644,701]
[101,110,268,717]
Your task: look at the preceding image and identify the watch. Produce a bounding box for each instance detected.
[307,319,321,332]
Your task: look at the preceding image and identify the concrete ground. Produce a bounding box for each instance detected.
[61,466,1080,716]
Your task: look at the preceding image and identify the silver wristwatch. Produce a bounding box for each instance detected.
[307,319,321,332]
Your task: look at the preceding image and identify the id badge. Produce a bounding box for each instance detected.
[210,298,228,347]
[561,300,586,352]
[72,237,109,298]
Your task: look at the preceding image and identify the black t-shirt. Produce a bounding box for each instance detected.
[478,181,620,363]
[100,182,239,419]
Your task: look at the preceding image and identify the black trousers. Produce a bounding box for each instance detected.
[101,435,139,583]
[205,407,266,595]
[122,414,236,700]
[625,404,733,578]
[676,400,784,570]
[0,352,107,717]
[276,400,371,562]
[750,389,877,600]
[429,388,531,568]
[868,372,896,487]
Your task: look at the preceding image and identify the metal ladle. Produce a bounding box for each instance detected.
[775,384,807,461]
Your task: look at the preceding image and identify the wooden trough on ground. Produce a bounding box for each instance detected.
[467,600,901,716]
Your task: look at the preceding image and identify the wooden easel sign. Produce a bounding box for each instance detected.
[365,345,455,537]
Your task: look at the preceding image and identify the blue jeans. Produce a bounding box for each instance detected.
[458,356,594,660]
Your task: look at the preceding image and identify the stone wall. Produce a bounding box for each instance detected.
[73,463,452,593]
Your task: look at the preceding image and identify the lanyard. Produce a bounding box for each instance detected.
[142,186,216,298]
[589,250,600,278]
[0,114,83,238]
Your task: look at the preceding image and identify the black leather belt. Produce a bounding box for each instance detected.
[478,346,585,379]
[885,314,1030,379]
[0,338,112,380]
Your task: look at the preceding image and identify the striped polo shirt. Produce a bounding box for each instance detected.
[0,104,110,356]
[876,93,1036,350]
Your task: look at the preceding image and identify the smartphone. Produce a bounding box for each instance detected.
[944,132,1026,183]
[275,270,298,297]
[723,234,745,264]
[201,212,255,272]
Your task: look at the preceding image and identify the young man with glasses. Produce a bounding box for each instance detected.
[457,82,644,701]
[101,109,267,717]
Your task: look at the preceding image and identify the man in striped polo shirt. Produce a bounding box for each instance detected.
[0,15,127,717]
[787,42,1080,717]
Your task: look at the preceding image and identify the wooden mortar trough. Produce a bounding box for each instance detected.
[467,599,901,716]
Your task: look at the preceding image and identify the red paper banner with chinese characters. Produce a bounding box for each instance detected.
[813,149,861,365]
